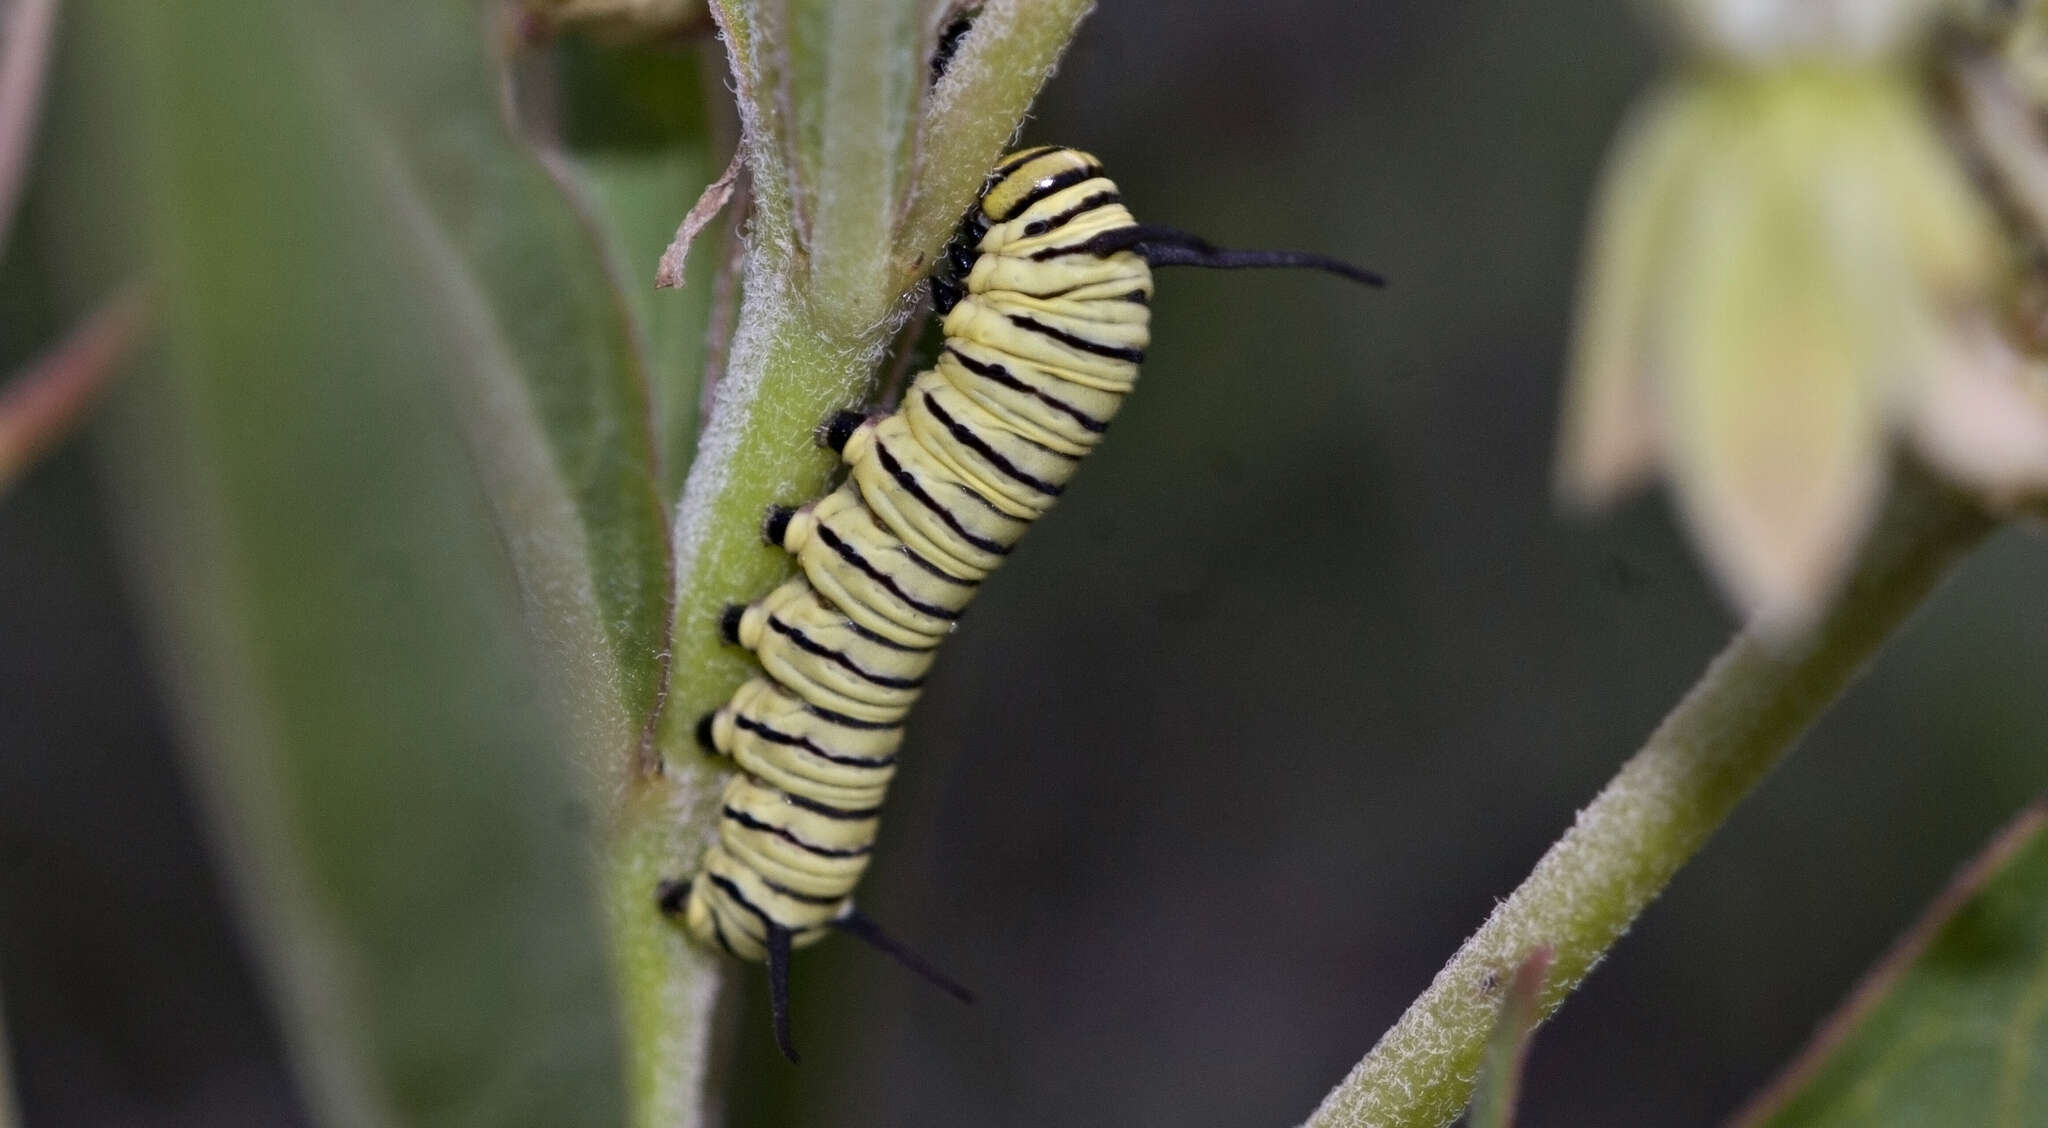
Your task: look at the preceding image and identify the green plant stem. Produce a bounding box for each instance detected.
[1300,465,1995,1128]
[607,782,737,1128]
[599,287,911,1127]
[606,265,876,1128]
[661,262,884,741]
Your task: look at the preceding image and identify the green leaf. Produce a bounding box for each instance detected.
[547,35,726,507]
[55,0,646,1121]
[1735,800,2048,1127]
[295,0,679,769]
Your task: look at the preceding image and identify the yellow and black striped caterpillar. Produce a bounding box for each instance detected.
[659,146,1380,1060]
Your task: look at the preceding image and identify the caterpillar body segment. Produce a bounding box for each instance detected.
[733,578,937,716]
[843,405,1039,571]
[702,678,902,811]
[778,487,974,645]
[663,144,1381,1062]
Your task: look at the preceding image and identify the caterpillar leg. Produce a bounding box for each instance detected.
[821,409,868,454]
[763,503,800,547]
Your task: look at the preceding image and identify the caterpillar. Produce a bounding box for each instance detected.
[659,146,1381,1061]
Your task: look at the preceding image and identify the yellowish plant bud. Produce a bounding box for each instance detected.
[1559,65,2019,638]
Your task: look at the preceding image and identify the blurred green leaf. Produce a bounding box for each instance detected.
[55,0,653,1121]
[547,35,724,506]
[1735,800,2048,1127]
[296,0,679,764]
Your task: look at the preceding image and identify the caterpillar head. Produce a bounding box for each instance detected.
[933,147,1111,314]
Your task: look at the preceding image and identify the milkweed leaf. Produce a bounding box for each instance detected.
[55,1,649,1122]
[536,32,729,508]
[315,0,678,779]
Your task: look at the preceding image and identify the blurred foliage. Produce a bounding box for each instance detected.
[0,0,58,267]
[16,0,713,1119]
[537,34,724,507]
[1737,801,2048,1127]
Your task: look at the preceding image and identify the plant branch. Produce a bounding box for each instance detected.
[608,782,734,1128]
[1299,463,1996,1128]
[607,236,884,1127]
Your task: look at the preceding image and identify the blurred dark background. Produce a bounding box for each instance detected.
[4,0,2046,1125]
